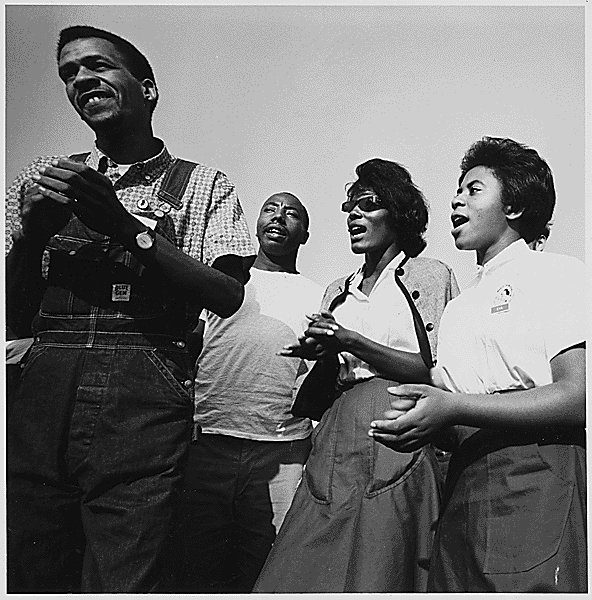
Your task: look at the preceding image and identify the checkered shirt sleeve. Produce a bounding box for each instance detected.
[5,156,60,255]
[5,156,60,278]
[175,164,254,268]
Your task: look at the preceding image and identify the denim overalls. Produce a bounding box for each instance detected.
[7,166,197,593]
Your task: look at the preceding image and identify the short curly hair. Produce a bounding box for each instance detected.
[57,25,158,114]
[459,137,555,243]
[347,158,428,257]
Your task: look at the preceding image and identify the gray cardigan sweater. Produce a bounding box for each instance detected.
[291,255,459,420]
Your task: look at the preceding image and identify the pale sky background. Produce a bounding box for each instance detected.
[5,4,586,291]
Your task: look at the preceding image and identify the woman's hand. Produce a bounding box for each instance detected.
[302,311,355,354]
[278,311,353,359]
[368,384,455,452]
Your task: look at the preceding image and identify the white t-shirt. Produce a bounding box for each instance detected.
[332,252,420,384]
[194,267,323,441]
[432,240,585,394]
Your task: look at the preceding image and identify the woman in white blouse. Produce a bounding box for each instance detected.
[254,158,458,593]
[371,137,586,592]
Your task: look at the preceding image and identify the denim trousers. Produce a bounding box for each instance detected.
[162,432,311,593]
[7,327,194,593]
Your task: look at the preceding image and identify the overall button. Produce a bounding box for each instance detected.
[426,322,434,332]
[174,340,186,348]
[395,267,404,277]
[412,290,420,300]
[183,379,193,388]
[137,197,150,210]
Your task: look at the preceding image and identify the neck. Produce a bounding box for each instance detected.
[363,242,401,279]
[94,123,161,164]
[477,230,521,266]
[253,248,298,273]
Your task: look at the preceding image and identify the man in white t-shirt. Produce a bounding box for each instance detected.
[163,192,323,593]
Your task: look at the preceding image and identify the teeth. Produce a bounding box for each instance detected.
[83,94,109,107]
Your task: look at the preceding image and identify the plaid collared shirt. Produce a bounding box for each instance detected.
[5,141,255,275]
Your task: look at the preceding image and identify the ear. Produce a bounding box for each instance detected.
[141,79,158,104]
[300,230,310,245]
[503,205,524,221]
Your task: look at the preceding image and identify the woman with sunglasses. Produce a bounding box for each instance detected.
[370,138,586,592]
[253,158,459,593]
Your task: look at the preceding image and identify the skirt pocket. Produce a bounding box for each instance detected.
[483,442,573,574]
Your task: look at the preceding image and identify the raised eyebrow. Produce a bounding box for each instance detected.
[467,179,484,187]
[458,179,483,192]
[59,54,115,74]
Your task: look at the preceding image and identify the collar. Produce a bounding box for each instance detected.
[349,251,406,294]
[476,239,529,277]
[87,138,173,180]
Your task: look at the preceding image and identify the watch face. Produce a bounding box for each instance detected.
[136,231,154,250]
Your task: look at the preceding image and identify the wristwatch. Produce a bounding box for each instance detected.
[135,229,155,250]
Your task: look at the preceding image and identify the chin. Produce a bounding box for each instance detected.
[82,112,120,129]
[350,243,365,254]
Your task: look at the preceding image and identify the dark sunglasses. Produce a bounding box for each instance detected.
[341,193,384,213]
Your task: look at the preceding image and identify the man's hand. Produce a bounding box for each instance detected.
[20,183,73,244]
[278,333,331,360]
[32,157,133,238]
[368,384,455,452]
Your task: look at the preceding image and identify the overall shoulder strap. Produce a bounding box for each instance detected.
[156,158,197,209]
[394,256,434,368]
[69,152,91,163]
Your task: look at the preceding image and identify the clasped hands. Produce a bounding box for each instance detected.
[22,157,132,243]
[369,378,455,452]
[280,312,454,452]
[278,310,352,360]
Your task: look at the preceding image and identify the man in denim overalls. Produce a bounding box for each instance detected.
[5,26,255,593]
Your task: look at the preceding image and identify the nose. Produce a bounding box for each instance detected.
[347,206,363,227]
[348,202,363,219]
[451,193,465,210]
[72,65,99,90]
[271,207,286,223]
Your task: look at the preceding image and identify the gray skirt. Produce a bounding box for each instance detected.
[253,377,442,593]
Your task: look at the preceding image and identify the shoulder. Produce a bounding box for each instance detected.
[405,255,455,278]
[10,156,62,183]
[324,274,350,297]
[521,249,584,287]
[527,249,583,269]
[403,256,457,293]
[175,158,235,187]
[320,274,351,309]
[7,155,64,201]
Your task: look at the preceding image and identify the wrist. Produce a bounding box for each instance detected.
[444,391,464,427]
[340,328,358,352]
[113,215,151,247]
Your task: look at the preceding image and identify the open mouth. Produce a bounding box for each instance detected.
[264,225,288,240]
[78,90,113,110]
[349,224,366,239]
[451,214,469,231]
